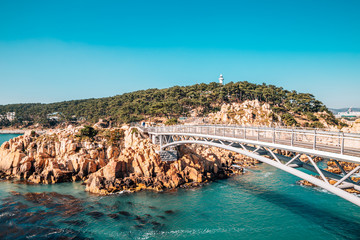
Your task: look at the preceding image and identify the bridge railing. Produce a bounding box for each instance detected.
[146,125,360,157]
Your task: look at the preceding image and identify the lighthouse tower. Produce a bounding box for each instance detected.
[219,74,224,85]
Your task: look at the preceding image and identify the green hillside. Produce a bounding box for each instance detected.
[0,81,339,128]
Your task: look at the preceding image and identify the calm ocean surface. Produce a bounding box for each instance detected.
[1,134,360,239]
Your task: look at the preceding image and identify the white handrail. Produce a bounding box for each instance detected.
[145,124,360,156]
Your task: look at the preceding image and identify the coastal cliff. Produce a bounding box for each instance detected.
[0,126,256,194]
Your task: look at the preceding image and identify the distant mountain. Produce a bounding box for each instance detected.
[329,108,360,114]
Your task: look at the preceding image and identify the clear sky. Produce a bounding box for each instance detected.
[0,0,359,108]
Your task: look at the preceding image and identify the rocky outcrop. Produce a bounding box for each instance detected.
[85,133,250,195]
[207,100,278,126]
[0,125,257,195]
[297,159,360,194]
[0,126,122,184]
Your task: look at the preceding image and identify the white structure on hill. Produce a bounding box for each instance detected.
[219,74,224,85]
[6,112,15,121]
[0,112,16,121]
[336,108,360,118]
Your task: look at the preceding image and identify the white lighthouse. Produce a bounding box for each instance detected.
[219,74,224,85]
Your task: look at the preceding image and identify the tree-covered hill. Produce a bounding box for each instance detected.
[0,81,339,128]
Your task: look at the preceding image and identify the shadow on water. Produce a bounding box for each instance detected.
[233,178,360,240]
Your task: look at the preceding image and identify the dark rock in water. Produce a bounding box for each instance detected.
[111,201,122,210]
[151,221,161,226]
[134,224,144,229]
[164,210,175,214]
[107,213,120,220]
[62,208,83,217]
[126,201,133,205]
[48,192,77,201]
[151,221,165,231]
[21,192,85,218]
[118,211,131,217]
[23,192,82,207]
[156,215,166,220]
[134,216,147,224]
[86,211,105,219]
[24,192,47,204]
[148,206,157,209]
[13,202,29,211]
[61,220,87,227]
[10,191,22,196]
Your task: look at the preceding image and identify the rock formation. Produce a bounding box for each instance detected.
[0,126,257,195]
[297,159,360,194]
[206,100,278,126]
[85,129,250,194]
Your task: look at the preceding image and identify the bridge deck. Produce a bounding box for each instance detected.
[145,125,360,158]
[143,124,360,207]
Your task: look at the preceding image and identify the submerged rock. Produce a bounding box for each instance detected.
[107,213,120,219]
[118,211,131,217]
[164,210,175,214]
[86,211,105,219]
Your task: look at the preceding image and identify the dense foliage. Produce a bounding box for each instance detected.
[0,81,332,127]
[78,126,98,139]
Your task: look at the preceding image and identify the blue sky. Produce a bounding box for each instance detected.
[0,0,359,108]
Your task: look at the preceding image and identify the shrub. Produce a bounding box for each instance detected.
[281,113,298,126]
[103,129,125,145]
[272,106,286,113]
[268,112,278,122]
[306,112,318,121]
[131,128,139,135]
[165,118,178,126]
[79,126,98,139]
[310,121,324,129]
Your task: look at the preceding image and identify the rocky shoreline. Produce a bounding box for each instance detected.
[0,129,27,134]
[0,126,258,195]
[298,159,360,194]
[2,124,359,196]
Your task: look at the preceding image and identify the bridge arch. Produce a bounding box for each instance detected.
[161,140,360,207]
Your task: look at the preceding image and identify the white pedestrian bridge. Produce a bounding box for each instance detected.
[140,125,360,207]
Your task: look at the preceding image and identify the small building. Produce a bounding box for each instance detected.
[0,112,16,122]
[6,112,16,121]
[47,112,61,121]
[336,108,360,118]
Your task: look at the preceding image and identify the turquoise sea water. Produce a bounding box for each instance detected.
[1,134,360,239]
